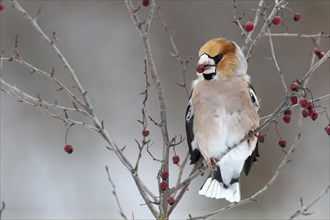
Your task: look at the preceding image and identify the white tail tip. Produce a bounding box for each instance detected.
[198,178,240,202]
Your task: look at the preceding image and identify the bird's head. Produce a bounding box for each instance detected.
[195,38,247,80]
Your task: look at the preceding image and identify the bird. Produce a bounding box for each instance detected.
[185,37,260,202]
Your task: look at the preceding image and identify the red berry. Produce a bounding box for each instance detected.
[325,124,330,135]
[290,82,299,92]
[142,128,150,137]
[142,0,149,7]
[293,13,301,21]
[64,144,73,154]
[314,48,322,56]
[283,114,291,124]
[160,171,169,180]
[195,65,204,73]
[299,97,308,108]
[278,139,286,148]
[302,109,309,118]
[306,101,314,110]
[257,133,265,143]
[167,197,175,205]
[290,95,298,105]
[244,22,254,32]
[317,51,325,59]
[172,155,180,164]
[159,181,167,191]
[310,110,318,121]
[0,4,4,12]
[284,109,292,116]
[272,16,281,25]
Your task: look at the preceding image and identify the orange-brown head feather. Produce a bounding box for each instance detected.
[198,38,238,78]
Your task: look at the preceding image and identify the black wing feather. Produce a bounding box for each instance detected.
[243,142,260,176]
[243,84,261,176]
[185,91,201,164]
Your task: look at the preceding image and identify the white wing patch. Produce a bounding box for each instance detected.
[186,99,194,121]
[249,87,260,111]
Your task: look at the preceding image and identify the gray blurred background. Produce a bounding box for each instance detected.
[1,0,329,219]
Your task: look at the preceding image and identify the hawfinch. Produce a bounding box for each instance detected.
[185,38,260,202]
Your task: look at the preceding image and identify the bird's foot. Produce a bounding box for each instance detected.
[248,127,258,138]
[207,157,218,171]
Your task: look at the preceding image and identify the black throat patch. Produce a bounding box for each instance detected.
[203,73,216,80]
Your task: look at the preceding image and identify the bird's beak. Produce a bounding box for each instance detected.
[195,54,216,74]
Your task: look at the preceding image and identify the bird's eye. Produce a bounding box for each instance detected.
[212,53,223,64]
[217,54,223,60]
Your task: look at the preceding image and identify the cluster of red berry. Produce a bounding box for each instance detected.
[244,12,301,32]
[289,81,318,121]
[258,77,329,148]
[159,170,175,205]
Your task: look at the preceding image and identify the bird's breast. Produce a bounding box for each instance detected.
[191,77,257,159]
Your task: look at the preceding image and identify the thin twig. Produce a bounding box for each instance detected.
[301,50,330,85]
[1,56,86,108]
[267,27,288,94]
[245,0,285,61]
[156,6,190,97]
[0,78,99,131]
[105,166,128,220]
[241,0,265,52]
[264,32,330,38]
[261,94,330,122]
[10,0,93,114]
[124,0,170,216]
[0,202,5,219]
[289,184,330,219]
[0,76,88,115]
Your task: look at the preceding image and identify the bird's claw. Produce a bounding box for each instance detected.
[207,157,218,171]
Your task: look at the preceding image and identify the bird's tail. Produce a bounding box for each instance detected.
[198,166,240,202]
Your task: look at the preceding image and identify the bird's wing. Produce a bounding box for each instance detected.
[243,141,260,176]
[249,84,260,112]
[243,84,260,176]
[185,91,201,164]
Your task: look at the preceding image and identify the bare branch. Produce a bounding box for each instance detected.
[261,94,330,122]
[301,50,330,85]
[1,57,86,108]
[289,184,330,220]
[10,0,93,114]
[156,6,190,97]
[267,27,289,94]
[0,202,5,219]
[105,166,128,220]
[0,77,88,115]
[264,32,330,38]
[167,157,204,216]
[245,0,285,61]
[241,0,265,52]
[124,0,170,216]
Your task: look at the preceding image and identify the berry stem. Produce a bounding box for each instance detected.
[64,123,75,145]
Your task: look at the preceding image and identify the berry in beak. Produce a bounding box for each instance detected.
[195,64,204,73]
